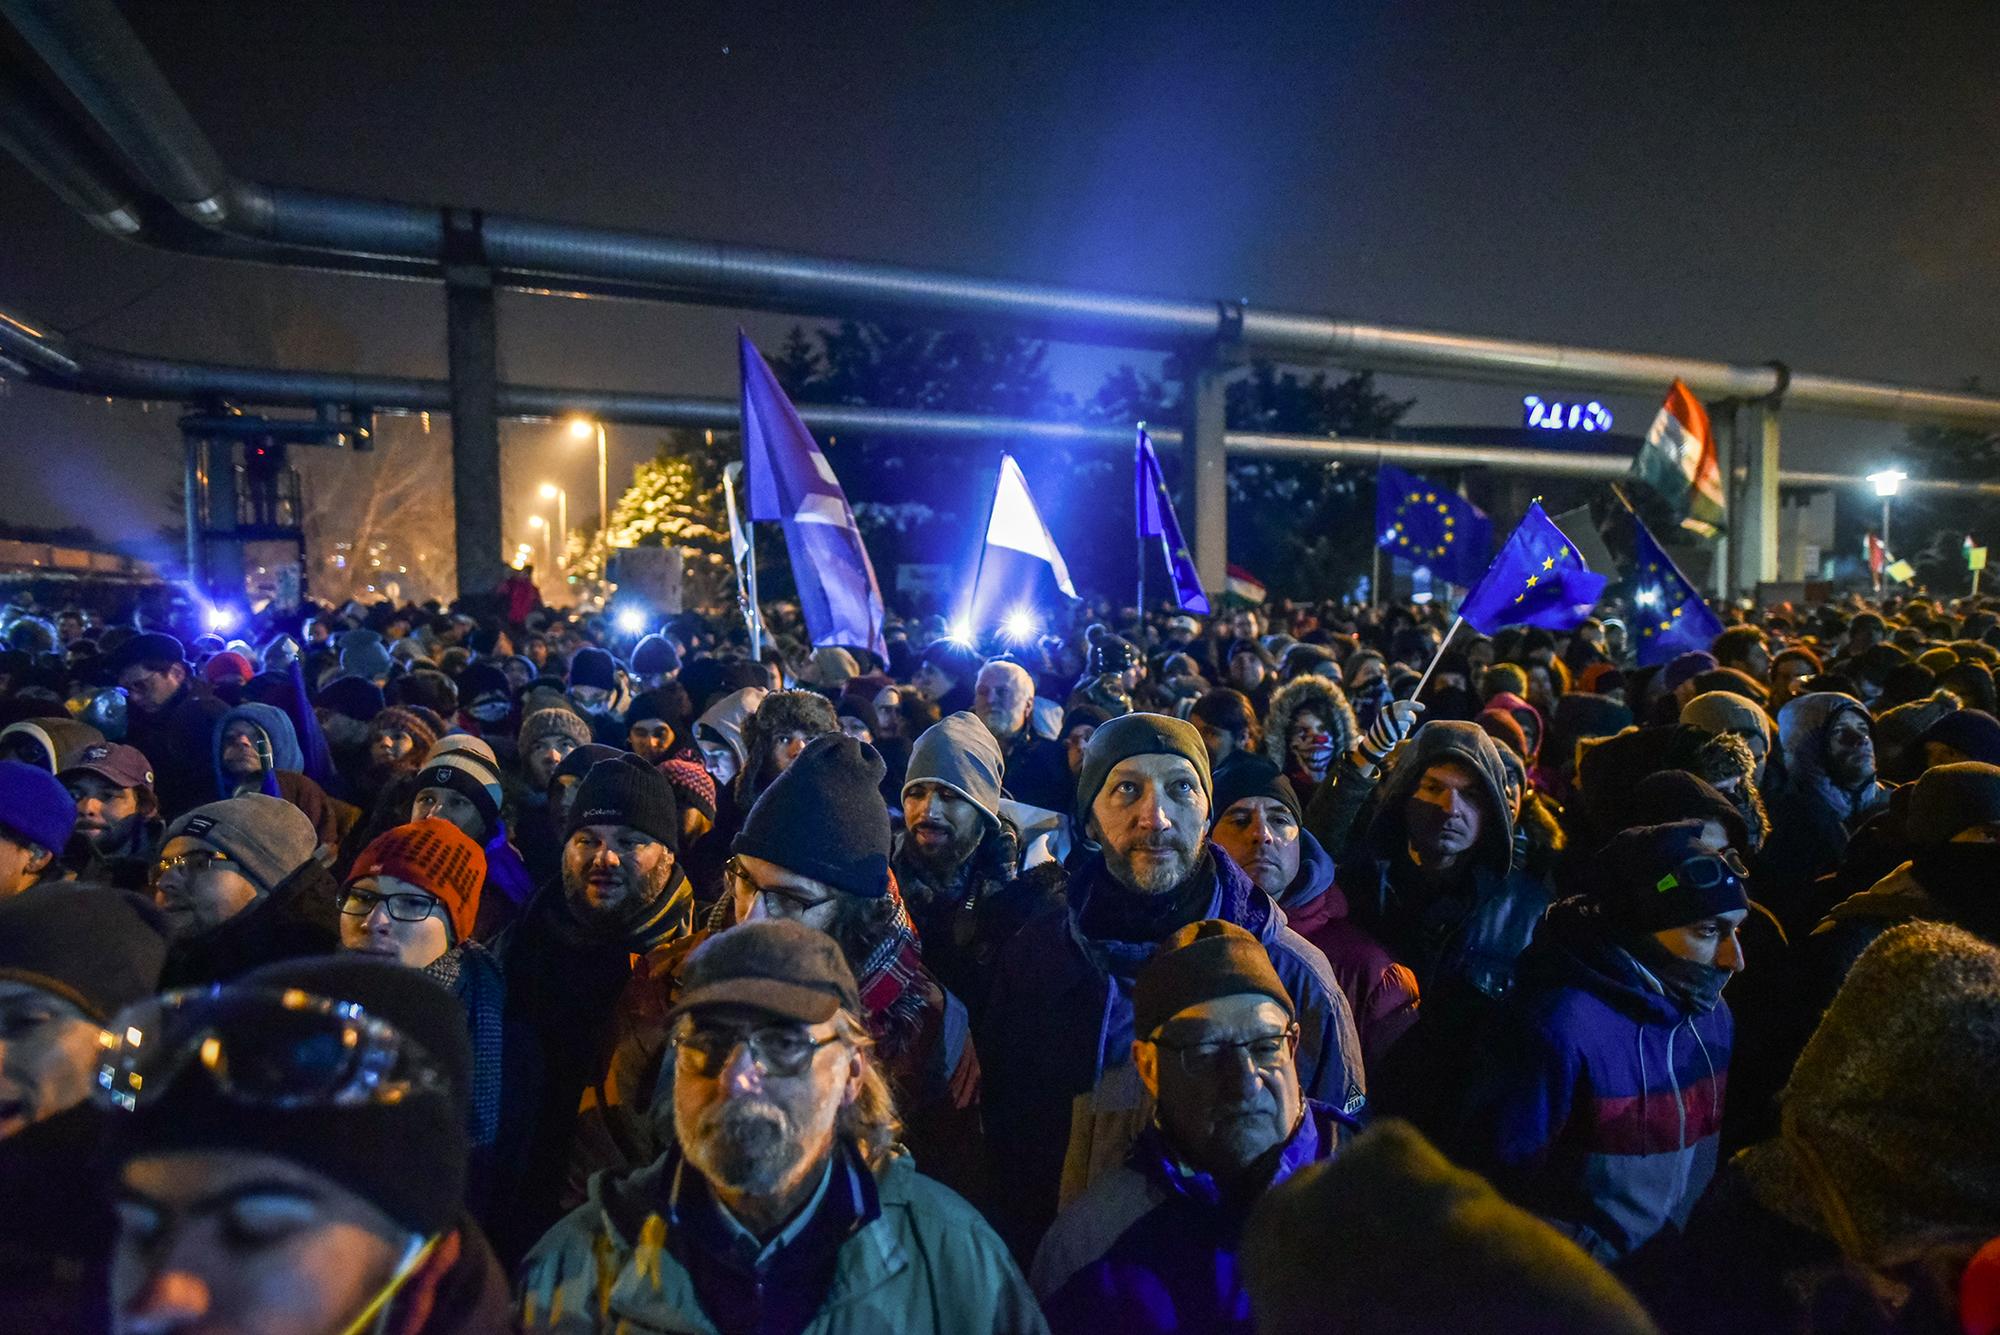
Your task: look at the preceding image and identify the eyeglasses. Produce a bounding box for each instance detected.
[1150,1024,1299,1080]
[674,1023,840,1079]
[153,850,233,882]
[725,858,834,920]
[96,986,450,1113]
[337,885,443,924]
[1655,847,1750,894]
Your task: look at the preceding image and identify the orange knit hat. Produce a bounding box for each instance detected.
[344,818,486,943]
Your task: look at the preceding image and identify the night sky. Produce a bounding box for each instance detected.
[1,0,1995,567]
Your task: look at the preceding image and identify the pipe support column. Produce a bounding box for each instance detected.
[444,209,505,597]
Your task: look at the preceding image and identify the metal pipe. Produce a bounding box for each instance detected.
[0,60,143,235]
[11,300,2000,498]
[9,0,2000,430]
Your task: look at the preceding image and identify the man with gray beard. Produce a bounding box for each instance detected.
[520,920,1045,1334]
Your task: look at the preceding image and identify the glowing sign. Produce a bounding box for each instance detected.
[1523,396,1613,433]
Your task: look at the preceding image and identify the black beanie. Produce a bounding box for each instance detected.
[733,733,892,898]
[568,646,619,692]
[456,660,510,706]
[413,763,501,843]
[109,955,470,1236]
[567,753,681,853]
[1596,819,1749,932]
[1209,756,1303,829]
[0,884,168,1022]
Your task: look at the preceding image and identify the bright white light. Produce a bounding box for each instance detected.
[528,515,546,529]
[946,619,974,644]
[1634,586,1662,609]
[1867,468,1908,497]
[539,482,560,500]
[567,417,595,441]
[616,608,647,635]
[1001,608,1038,641]
[205,605,239,633]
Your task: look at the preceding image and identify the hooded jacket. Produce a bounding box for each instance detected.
[212,702,305,797]
[692,686,765,775]
[1456,899,1732,1261]
[977,845,1365,1258]
[1341,721,1549,1005]
[1275,829,1419,1068]
[1030,1100,1353,1335]
[1759,693,1894,936]
[1261,677,1357,801]
[1483,690,1545,765]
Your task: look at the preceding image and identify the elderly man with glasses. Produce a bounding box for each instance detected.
[1031,919,1352,1334]
[521,919,1044,1334]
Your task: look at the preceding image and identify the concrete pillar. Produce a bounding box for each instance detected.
[444,209,505,598]
[1712,401,1736,601]
[201,436,242,602]
[1741,401,1782,592]
[1182,356,1230,595]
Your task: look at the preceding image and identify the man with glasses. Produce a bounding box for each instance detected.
[107,631,228,821]
[152,793,338,988]
[1456,819,1746,1262]
[338,818,487,971]
[96,955,513,1332]
[1032,920,1350,1333]
[521,919,1045,1334]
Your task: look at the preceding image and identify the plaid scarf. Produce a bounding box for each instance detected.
[854,873,931,1063]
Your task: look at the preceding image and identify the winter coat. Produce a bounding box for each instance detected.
[1001,730,1074,815]
[977,845,1366,1258]
[483,874,694,1269]
[1337,720,1550,1005]
[0,1103,112,1333]
[1031,1100,1351,1335]
[1261,676,1357,804]
[158,855,341,989]
[520,1144,1048,1335]
[378,1218,516,1335]
[1759,693,1894,937]
[1455,901,1731,1262]
[125,677,230,820]
[1278,830,1419,1069]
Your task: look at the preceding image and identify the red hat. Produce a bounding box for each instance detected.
[344,819,485,943]
[201,651,255,685]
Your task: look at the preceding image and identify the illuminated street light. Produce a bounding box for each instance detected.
[539,483,567,566]
[1867,468,1909,548]
[566,417,610,540]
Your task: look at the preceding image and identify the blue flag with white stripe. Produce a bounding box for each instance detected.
[739,332,887,660]
[968,453,1078,637]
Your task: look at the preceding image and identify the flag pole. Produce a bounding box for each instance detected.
[1135,424,1148,618]
[1411,615,1465,702]
[1371,449,1384,607]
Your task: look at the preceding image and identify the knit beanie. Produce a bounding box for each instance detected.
[456,661,510,709]
[1473,708,1529,760]
[631,634,680,677]
[1679,690,1772,747]
[201,651,254,686]
[1918,708,2000,767]
[1133,918,1294,1040]
[319,675,387,723]
[567,646,618,692]
[903,711,1003,830]
[107,631,186,677]
[733,733,891,898]
[517,707,590,756]
[1243,1119,1660,1335]
[338,631,393,681]
[1594,819,1749,932]
[423,734,503,795]
[567,754,681,853]
[624,689,683,730]
[369,705,441,757]
[165,794,319,898]
[0,758,79,853]
[344,819,487,944]
[1662,651,1719,693]
[1629,770,1749,854]
[1741,922,2000,1262]
[659,757,717,822]
[0,883,167,1022]
[1905,761,2000,846]
[412,762,501,843]
[107,955,471,1236]
[1209,755,1303,828]
[552,743,624,787]
[811,646,860,689]
[1075,711,1212,821]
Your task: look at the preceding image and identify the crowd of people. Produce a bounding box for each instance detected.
[0,583,1997,1334]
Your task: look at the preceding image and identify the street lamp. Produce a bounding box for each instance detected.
[1867,468,1907,548]
[527,514,553,574]
[539,483,567,566]
[568,416,609,542]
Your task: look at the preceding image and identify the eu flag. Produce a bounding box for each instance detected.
[1137,428,1211,614]
[1376,464,1492,587]
[1457,502,1608,634]
[1626,509,1725,667]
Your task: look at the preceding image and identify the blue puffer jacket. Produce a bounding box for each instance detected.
[1029,1100,1353,1335]
[1456,900,1733,1261]
[977,846,1365,1255]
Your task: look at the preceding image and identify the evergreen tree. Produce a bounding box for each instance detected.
[569,431,739,608]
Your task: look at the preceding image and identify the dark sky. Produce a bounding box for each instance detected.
[1,0,1996,560]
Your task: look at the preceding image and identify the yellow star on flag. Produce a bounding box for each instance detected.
[1525,574,1539,588]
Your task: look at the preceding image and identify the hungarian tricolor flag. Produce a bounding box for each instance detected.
[1631,379,1727,540]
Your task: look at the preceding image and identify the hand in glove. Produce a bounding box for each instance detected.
[1355,699,1424,768]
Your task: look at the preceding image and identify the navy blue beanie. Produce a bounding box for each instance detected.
[732,733,891,898]
[568,646,619,692]
[1918,708,2000,767]
[1597,819,1749,932]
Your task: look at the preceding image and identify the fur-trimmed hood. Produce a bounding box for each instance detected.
[1262,676,1358,770]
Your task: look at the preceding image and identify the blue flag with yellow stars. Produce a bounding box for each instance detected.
[1457,501,1608,633]
[1626,509,1725,667]
[1376,464,1492,587]
[1136,428,1212,614]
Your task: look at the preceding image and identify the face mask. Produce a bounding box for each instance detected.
[470,700,509,723]
[1627,935,1732,1013]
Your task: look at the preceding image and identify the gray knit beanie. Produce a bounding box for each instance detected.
[903,711,1003,830]
[1075,711,1212,820]
[165,795,319,896]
